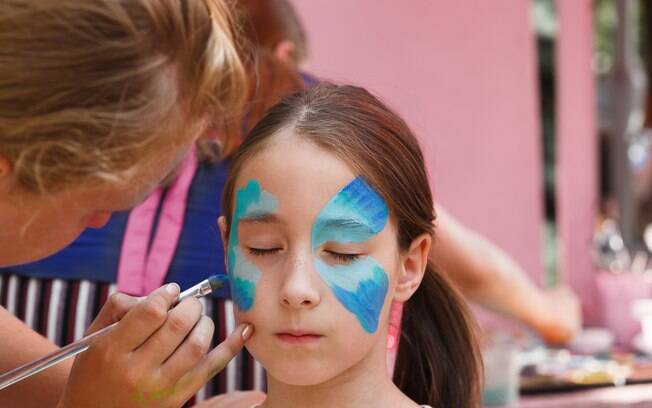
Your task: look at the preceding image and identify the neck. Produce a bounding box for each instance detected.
[261,336,418,408]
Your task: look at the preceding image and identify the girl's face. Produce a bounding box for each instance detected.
[220,130,408,386]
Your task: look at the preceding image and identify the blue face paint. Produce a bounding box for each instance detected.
[315,258,389,333]
[229,179,278,311]
[312,177,390,333]
[312,177,389,247]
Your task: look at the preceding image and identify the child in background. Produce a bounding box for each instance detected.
[218,82,482,408]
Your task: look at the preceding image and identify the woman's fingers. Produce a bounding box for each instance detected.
[171,324,253,397]
[84,292,139,335]
[102,283,181,352]
[60,283,253,408]
[134,297,204,367]
[159,315,215,382]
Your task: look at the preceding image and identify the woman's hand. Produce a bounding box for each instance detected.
[192,391,266,408]
[57,284,253,408]
[535,286,582,345]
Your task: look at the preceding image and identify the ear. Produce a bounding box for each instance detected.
[0,155,14,194]
[217,216,230,269]
[274,40,296,64]
[394,233,431,303]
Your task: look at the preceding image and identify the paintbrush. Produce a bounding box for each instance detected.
[0,274,228,391]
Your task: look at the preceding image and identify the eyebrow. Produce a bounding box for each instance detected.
[238,212,285,225]
[316,217,372,231]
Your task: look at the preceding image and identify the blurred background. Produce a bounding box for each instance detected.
[293,0,652,406]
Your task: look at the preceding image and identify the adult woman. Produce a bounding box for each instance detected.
[0,1,252,407]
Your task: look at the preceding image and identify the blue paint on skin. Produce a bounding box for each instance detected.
[228,179,278,311]
[312,176,390,333]
[312,177,389,248]
[315,258,389,333]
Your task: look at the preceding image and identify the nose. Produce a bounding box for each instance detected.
[87,211,112,229]
[280,255,321,309]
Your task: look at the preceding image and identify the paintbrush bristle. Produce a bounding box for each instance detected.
[208,274,229,291]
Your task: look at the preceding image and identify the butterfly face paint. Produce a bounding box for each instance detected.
[312,177,389,333]
[229,179,278,311]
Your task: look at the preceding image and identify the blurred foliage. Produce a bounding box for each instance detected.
[593,0,645,76]
[533,0,648,281]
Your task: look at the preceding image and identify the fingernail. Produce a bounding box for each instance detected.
[166,283,180,296]
[241,324,253,341]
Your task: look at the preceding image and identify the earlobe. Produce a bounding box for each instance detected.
[217,215,229,247]
[0,156,12,177]
[394,233,432,302]
[217,216,229,268]
[0,156,14,194]
[274,40,296,64]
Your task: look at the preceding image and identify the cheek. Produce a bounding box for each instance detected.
[315,257,389,334]
[23,215,88,259]
[228,246,262,311]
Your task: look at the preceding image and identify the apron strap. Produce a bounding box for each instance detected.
[116,147,198,296]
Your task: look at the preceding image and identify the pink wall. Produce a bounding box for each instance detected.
[555,0,599,323]
[294,1,545,283]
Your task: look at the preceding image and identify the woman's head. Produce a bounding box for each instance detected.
[0,0,245,265]
[220,83,481,406]
[234,0,308,65]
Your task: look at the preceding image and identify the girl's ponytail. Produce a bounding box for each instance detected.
[394,262,482,408]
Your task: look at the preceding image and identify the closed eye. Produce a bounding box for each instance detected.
[325,250,361,264]
[248,247,282,256]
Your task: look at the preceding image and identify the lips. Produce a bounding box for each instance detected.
[275,330,324,344]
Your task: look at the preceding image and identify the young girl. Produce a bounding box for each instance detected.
[218,83,482,408]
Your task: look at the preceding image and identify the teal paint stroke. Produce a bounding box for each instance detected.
[312,177,389,333]
[315,258,389,333]
[312,177,389,248]
[228,179,278,311]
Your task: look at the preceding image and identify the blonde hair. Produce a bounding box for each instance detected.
[0,0,246,194]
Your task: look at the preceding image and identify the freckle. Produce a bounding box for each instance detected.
[292,258,307,268]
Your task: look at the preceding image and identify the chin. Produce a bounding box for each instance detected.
[248,346,341,386]
[267,362,339,386]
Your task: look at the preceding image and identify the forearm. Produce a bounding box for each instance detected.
[448,241,550,332]
[0,306,71,408]
[431,206,550,332]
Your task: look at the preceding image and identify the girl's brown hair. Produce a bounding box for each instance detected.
[0,0,245,194]
[222,82,482,407]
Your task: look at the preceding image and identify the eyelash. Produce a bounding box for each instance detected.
[248,247,281,256]
[247,248,361,263]
[325,251,361,263]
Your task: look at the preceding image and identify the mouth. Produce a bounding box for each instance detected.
[275,330,324,344]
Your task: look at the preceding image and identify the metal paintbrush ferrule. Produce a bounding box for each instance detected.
[177,275,228,303]
[178,280,213,301]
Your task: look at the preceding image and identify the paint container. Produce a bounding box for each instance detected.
[596,270,652,346]
[482,332,520,407]
[632,299,652,355]
[568,328,613,355]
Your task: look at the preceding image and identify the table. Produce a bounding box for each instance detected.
[515,384,652,407]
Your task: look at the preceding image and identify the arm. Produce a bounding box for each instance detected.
[431,205,581,345]
[0,306,72,408]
